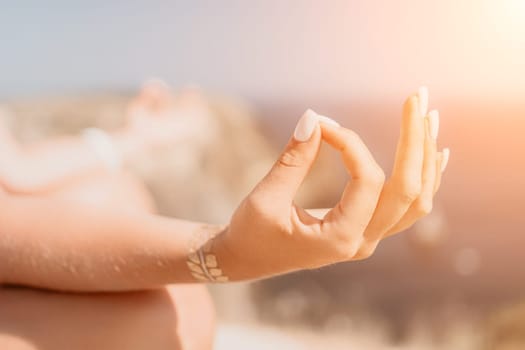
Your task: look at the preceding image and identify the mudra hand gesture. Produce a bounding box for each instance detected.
[0,87,449,291]
[217,87,449,280]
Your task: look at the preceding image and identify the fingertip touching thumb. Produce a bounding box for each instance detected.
[257,109,339,201]
[293,109,319,142]
[294,109,339,142]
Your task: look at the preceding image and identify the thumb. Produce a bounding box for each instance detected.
[255,109,339,203]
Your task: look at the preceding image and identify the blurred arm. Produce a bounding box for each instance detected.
[0,128,144,194]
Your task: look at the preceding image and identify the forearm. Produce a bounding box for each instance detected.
[0,194,233,292]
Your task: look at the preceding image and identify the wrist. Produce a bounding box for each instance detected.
[185,224,236,283]
[209,227,248,281]
[184,223,272,283]
[211,226,283,282]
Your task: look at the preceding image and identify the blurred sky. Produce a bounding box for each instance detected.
[0,0,524,102]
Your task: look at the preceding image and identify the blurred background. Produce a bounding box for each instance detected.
[1,0,525,349]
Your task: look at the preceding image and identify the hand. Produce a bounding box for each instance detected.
[221,88,449,280]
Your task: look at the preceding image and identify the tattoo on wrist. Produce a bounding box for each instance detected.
[187,225,229,283]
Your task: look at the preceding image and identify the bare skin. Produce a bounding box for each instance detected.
[4,284,214,350]
[0,87,449,349]
[0,84,216,350]
[0,171,216,350]
[0,87,450,290]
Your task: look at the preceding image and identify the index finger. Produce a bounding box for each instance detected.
[319,123,385,236]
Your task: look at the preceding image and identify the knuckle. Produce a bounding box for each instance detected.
[338,129,361,153]
[334,233,362,259]
[400,191,419,204]
[336,129,385,189]
[397,179,422,203]
[369,166,386,186]
[344,243,361,259]
[358,164,385,190]
[278,149,303,168]
[355,241,378,260]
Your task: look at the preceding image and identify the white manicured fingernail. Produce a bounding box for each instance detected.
[294,109,318,142]
[418,86,429,117]
[441,148,450,172]
[428,109,440,140]
[317,114,340,127]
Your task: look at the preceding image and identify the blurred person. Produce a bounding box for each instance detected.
[0,80,209,200]
[1,81,217,350]
[0,81,281,223]
[0,87,449,350]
